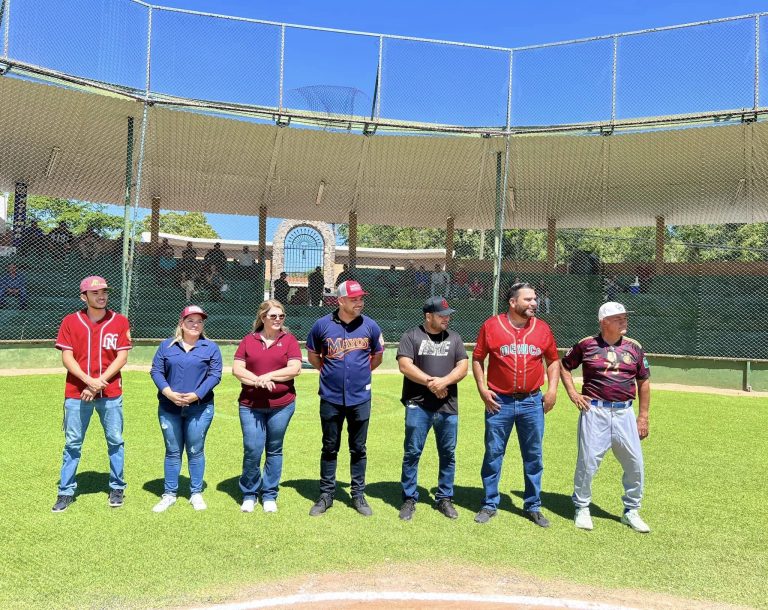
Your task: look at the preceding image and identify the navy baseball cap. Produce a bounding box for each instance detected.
[423,296,455,316]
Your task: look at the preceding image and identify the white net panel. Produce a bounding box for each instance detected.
[0,0,766,361]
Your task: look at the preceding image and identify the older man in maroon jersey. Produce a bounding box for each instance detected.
[561,302,651,533]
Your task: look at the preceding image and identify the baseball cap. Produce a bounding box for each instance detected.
[180,304,208,321]
[598,301,634,321]
[423,296,455,316]
[337,280,367,298]
[79,276,109,293]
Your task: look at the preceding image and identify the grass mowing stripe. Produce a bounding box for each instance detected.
[0,372,765,609]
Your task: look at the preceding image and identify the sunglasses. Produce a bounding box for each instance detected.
[265,314,286,320]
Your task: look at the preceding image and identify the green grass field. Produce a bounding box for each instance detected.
[0,371,766,609]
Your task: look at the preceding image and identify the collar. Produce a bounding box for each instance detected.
[254,330,286,343]
[331,309,363,329]
[79,308,113,326]
[597,333,623,347]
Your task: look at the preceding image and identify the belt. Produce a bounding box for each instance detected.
[590,399,633,409]
[507,390,540,400]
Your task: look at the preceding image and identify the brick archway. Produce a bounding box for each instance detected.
[272,220,336,291]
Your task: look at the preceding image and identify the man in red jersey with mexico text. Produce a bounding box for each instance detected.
[472,283,560,528]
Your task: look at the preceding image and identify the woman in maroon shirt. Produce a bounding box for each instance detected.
[233,300,302,513]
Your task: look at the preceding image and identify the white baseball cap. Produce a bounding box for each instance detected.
[598,301,633,321]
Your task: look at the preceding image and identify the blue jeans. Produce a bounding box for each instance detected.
[401,404,457,502]
[158,401,214,495]
[58,396,125,496]
[480,391,545,512]
[239,402,295,501]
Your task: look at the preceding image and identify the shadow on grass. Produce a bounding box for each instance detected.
[510,490,621,523]
[365,481,430,510]
[75,471,111,496]
[216,476,241,504]
[451,484,518,515]
[281,478,352,505]
[142,476,195,499]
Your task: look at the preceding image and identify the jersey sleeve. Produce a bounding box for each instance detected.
[149,341,170,391]
[306,320,322,354]
[285,333,303,361]
[454,336,469,363]
[116,315,132,351]
[561,341,585,371]
[233,336,249,361]
[370,321,385,354]
[636,346,651,380]
[543,328,559,362]
[472,321,489,361]
[55,317,74,351]
[396,330,416,361]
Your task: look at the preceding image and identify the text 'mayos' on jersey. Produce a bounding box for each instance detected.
[55,309,133,399]
[306,310,384,406]
[561,334,650,402]
[397,325,468,415]
[472,315,558,395]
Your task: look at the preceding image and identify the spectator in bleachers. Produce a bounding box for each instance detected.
[48,221,74,258]
[76,227,101,261]
[415,265,429,296]
[273,272,289,304]
[537,285,551,314]
[335,264,354,287]
[181,242,198,278]
[468,276,485,300]
[431,264,450,298]
[308,266,325,307]
[180,271,196,303]
[156,238,177,286]
[380,264,399,299]
[235,245,256,281]
[0,263,28,309]
[404,260,416,291]
[20,219,44,255]
[603,276,620,302]
[452,265,469,298]
[204,243,228,277]
[204,264,225,301]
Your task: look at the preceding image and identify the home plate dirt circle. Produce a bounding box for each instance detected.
[199,591,635,609]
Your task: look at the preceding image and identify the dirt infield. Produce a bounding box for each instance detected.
[2,366,765,398]
[190,563,755,610]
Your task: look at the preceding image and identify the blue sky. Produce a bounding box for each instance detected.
[9,0,768,240]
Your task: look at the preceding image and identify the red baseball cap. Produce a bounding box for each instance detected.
[337,280,367,298]
[179,305,208,321]
[79,276,109,293]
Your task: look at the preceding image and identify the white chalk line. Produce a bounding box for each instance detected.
[198,591,639,610]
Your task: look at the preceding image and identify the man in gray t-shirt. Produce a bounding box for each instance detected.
[396,296,468,521]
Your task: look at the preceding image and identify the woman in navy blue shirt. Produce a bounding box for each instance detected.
[150,305,222,512]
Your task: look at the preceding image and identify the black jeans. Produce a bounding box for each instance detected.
[319,399,370,498]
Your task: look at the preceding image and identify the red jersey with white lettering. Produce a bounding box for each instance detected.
[473,315,558,394]
[55,309,132,399]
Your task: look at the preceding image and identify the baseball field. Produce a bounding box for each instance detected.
[0,369,766,609]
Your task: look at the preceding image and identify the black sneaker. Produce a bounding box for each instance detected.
[524,510,550,528]
[108,489,124,508]
[474,508,497,524]
[399,498,416,521]
[51,495,73,513]
[309,493,333,516]
[436,498,458,520]
[352,495,373,517]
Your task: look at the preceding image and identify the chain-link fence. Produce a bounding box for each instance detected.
[0,0,766,361]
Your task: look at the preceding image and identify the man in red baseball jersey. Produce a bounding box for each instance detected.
[472,283,560,527]
[51,276,132,513]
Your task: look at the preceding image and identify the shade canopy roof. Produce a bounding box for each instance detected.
[1,75,766,230]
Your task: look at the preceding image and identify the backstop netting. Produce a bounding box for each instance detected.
[0,0,766,362]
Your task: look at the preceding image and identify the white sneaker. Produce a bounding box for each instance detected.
[189,493,207,511]
[152,494,177,513]
[621,509,650,533]
[241,498,256,513]
[574,507,593,530]
[262,499,277,513]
